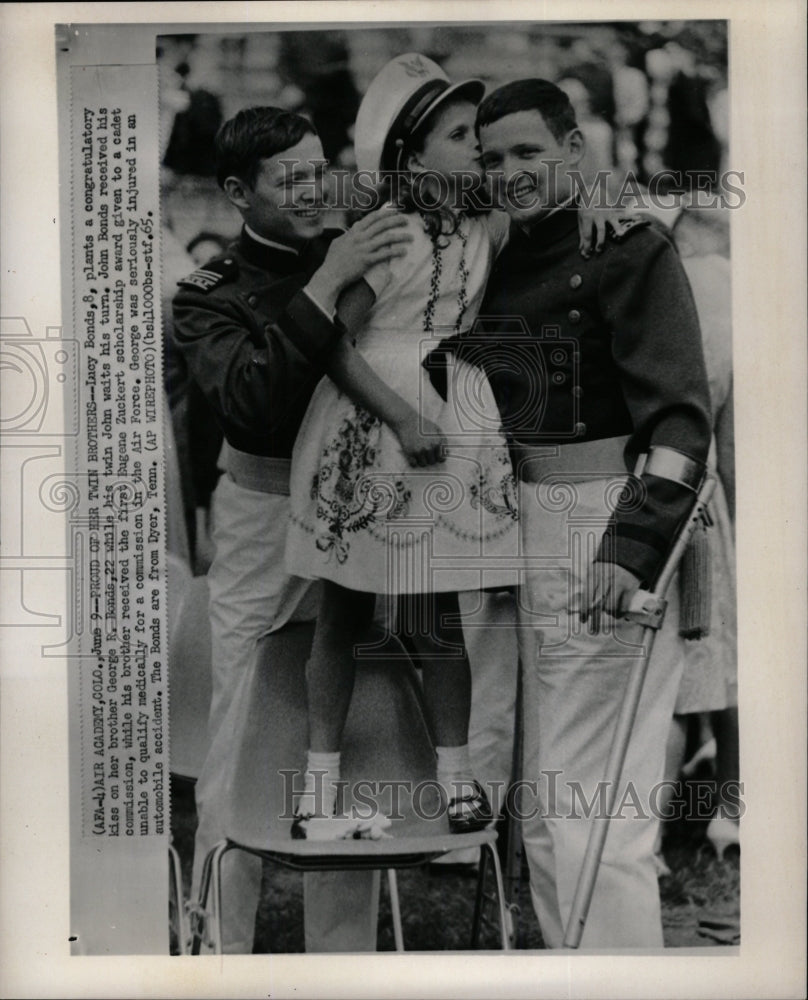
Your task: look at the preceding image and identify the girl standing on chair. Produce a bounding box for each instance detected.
[285,54,521,836]
[286,53,622,836]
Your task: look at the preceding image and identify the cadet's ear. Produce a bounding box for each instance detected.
[406,149,425,175]
[223,175,252,211]
[566,128,586,167]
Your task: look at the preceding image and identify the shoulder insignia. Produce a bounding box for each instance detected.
[177,257,238,293]
[607,217,651,244]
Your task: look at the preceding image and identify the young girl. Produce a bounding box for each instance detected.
[285,54,618,835]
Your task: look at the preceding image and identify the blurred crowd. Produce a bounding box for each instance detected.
[158,22,728,243]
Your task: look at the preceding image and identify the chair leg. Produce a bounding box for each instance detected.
[386,869,405,951]
[190,840,231,955]
[470,842,489,948]
[502,812,524,948]
[169,844,189,955]
[190,847,213,955]
[483,840,513,950]
[207,840,234,955]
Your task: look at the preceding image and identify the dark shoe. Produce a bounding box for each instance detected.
[290,812,312,840]
[448,780,493,834]
[291,787,336,840]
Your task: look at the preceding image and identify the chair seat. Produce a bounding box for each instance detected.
[227,827,498,866]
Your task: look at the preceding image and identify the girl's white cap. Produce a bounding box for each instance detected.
[354,53,485,175]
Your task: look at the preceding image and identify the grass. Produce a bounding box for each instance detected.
[170,776,740,953]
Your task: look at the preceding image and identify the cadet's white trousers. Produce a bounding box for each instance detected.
[191,472,379,953]
[517,477,684,948]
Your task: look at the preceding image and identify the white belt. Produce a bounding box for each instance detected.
[225,445,291,495]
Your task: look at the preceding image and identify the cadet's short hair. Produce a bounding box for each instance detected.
[476,79,578,142]
[214,107,317,189]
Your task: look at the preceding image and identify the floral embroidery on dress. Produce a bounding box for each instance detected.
[310,406,412,564]
[468,457,519,523]
[423,213,469,334]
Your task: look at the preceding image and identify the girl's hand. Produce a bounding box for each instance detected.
[577,207,641,258]
[392,411,447,467]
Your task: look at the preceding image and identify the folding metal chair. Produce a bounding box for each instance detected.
[189,621,511,952]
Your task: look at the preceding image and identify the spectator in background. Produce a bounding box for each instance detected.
[559,57,616,128]
[607,37,650,175]
[277,31,361,164]
[663,41,722,192]
[655,203,738,870]
[187,231,233,267]
[557,74,615,177]
[161,35,225,178]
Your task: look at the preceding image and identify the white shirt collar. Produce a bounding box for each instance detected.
[244,224,300,255]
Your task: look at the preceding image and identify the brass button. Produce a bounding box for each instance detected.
[572,386,583,398]
[574,421,587,436]
[568,309,581,324]
[570,274,583,289]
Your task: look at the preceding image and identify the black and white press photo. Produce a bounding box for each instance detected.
[1,5,805,999]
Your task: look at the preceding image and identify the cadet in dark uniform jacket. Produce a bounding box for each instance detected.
[478,206,711,587]
[172,106,411,954]
[472,80,711,948]
[173,226,346,463]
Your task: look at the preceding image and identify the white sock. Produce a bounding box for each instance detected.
[297,750,341,817]
[436,744,475,801]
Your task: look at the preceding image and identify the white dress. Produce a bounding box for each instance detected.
[286,210,519,594]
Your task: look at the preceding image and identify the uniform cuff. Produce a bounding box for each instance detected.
[301,285,337,321]
[595,530,666,588]
[594,473,696,586]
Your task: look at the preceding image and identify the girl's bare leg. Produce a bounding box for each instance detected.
[295,582,376,825]
[306,581,376,752]
[397,590,491,832]
[397,590,470,746]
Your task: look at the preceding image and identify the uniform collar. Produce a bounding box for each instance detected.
[515,198,580,250]
[239,225,311,274]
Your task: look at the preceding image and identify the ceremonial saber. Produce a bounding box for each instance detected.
[563,473,716,949]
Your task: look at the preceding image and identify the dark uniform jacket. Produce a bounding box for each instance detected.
[172,227,343,460]
[445,206,712,586]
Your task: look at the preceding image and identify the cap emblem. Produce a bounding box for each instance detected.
[399,54,430,77]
